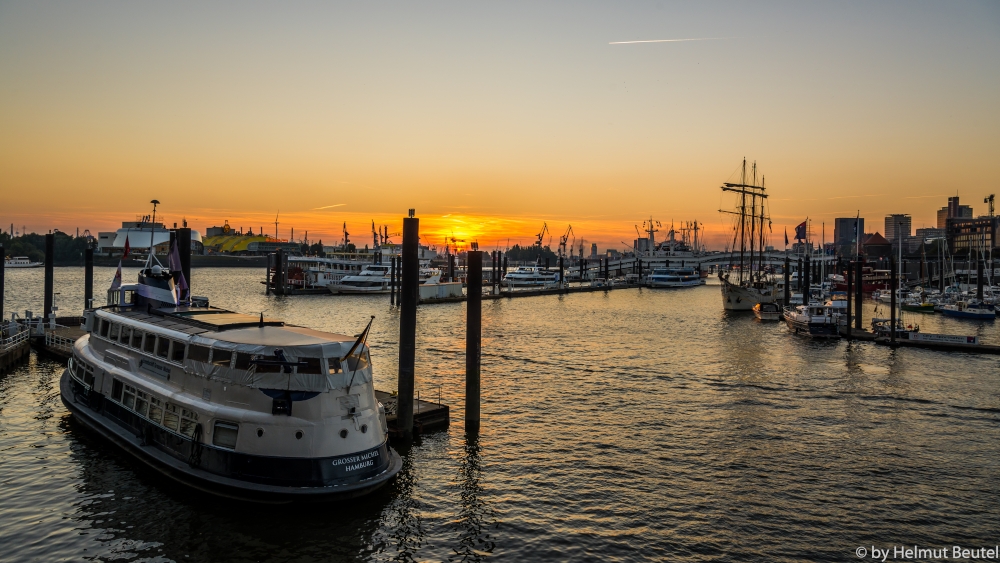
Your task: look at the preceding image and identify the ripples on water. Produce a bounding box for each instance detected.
[1,267,998,562]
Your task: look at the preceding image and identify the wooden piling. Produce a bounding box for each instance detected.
[783,255,790,307]
[44,234,54,320]
[797,258,803,297]
[559,256,564,290]
[854,258,863,330]
[465,250,482,431]
[397,216,419,440]
[977,253,984,300]
[84,246,94,309]
[390,256,396,306]
[803,254,811,303]
[890,257,897,345]
[846,260,853,339]
[0,244,4,324]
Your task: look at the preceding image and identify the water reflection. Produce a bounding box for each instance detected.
[450,432,496,562]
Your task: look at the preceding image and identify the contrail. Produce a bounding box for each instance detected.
[609,37,731,45]
[313,203,346,210]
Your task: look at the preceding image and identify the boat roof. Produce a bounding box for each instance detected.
[96,306,355,346]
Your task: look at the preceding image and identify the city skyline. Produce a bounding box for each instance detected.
[2,2,998,251]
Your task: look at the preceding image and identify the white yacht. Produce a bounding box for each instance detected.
[62,256,402,502]
[782,301,841,338]
[330,264,392,294]
[647,267,701,288]
[501,265,560,288]
[4,256,43,268]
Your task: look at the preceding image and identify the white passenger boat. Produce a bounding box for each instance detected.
[647,267,701,288]
[62,255,401,502]
[502,265,560,288]
[4,256,43,268]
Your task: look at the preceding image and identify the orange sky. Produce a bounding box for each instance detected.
[2,2,998,251]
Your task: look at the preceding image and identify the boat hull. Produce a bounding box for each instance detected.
[939,309,995,321]
[783,317,840,338]
[721,280,774,311]
[60,370,403,504]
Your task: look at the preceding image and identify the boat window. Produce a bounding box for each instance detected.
[130,330,143,348]
[143,334,156,354]
[109,323,120,341]
[162,404,180,431]
[171,342,186,362]
[119,326,131,345]
[134,390,149,417]
[254,355,282,373]
[122,384,136,410]
[111,378,123,402]
[99,319,110,338]
[148,397,163,424]
[213,421,239,449]
[180,409,199,437]
[298,358,322,375]
[188,345,211,363]
[234,352,252,370]
[211,349,232,368]
[327,357,342,374]
[156,338,170,359]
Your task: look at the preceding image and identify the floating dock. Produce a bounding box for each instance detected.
[843,327,1000,354]
[375,390,450,436]
[0,327,30,372]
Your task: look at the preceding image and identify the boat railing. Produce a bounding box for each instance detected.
[0,326,30,354]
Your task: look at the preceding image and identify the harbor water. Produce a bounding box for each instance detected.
[2,267,999,562]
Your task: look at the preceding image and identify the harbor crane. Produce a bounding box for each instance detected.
[535,222,550,248]
[986,194,995,217]
[559,225,574,258]
[274,211,280,241]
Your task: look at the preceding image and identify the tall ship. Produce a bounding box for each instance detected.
[718,159,777,311]
[61,242,402,502]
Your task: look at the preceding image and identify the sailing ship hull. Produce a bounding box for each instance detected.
[721,280,774,311]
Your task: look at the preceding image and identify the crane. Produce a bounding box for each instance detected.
[559,225,574,258]
[274,211,280,241]
[535,222,550,248]
[986,194,995,217]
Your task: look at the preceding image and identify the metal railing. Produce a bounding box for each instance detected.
[0,328,30,354]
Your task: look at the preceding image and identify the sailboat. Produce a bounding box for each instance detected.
[718,159,777,311]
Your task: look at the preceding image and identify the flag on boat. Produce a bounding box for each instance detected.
[110,260,123,291]
[794,221,807,241]
[123,235,131,259]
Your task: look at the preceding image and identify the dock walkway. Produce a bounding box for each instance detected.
[375,390,450,436]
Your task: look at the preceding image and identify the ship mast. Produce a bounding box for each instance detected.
[720,158,769,286]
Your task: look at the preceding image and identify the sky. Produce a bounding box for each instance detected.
[1,1,998,252]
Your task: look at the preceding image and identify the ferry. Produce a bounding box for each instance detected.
[62,254,402,503]
[4,256,43,268]
[647,267,702,288]
[502,265,560,288]
[331,264,392,294]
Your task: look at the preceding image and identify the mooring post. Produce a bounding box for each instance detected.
[855,258,863,330]
[465,250,482,431]
[803,254,811,304]
[890,258,897,345]
[846,260,853,338]
[783,255,790,307]
[397,215,419,440]
[274,249,285,295]
[0,244,5,327]
[265,253,272,296]
[559,256,564,290]
[389,256,396,306]
[449,254,455,283]
[796,258,802,298]
[85,245,94,310]
[44,233,54,321]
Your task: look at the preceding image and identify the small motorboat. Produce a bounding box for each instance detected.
[753,302,782,321]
